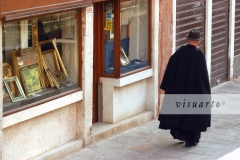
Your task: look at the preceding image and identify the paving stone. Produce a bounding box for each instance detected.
[60,80,240,160]
[180,153,207,160]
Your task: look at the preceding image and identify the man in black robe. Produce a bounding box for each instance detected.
[158,29,211,147]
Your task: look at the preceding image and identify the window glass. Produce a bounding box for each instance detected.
[2,10,79,113]
[120,0,149,74]
[104,2,115,74]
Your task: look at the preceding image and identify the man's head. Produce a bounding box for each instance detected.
[186,29,203,47]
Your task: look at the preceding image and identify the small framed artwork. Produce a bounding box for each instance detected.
[19,64,45,96]
[120,46,130,66]
[54,71,75,87]
[17,53,38,68]
[3,76,26,102]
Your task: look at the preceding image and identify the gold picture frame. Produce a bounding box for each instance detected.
[40,49,61,88]
[38,38,67,75]
[45,68,61,89]
[19,64,45,96]
[120,46,130,66]
[3,76,26,102]
[12,47,46,89]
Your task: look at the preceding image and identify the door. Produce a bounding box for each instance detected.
[176,0,206,51]
[211,0,229,87]
[235,0,240,56]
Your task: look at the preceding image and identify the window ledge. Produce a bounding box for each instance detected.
[2,91,83,129]
[100,69,153,87]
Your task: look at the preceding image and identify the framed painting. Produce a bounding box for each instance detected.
[3,76,26,102]
[54,71,75,87]
[19,64,45,96]
[17,53,38,68]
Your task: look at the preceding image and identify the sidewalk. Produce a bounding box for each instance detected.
[60,79,240,160]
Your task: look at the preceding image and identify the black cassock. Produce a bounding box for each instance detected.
[158,44,211,144]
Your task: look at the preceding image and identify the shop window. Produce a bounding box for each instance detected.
[2,10,79,113]
[102,0,150,76]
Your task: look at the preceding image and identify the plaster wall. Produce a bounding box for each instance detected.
[2,102,79,160]
[113,80,147,123]
[101,69,152,124]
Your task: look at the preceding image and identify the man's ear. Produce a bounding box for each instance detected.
[197,40,201,45]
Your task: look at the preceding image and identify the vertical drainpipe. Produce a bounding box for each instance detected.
[229,0,235,80]
[205,0,212,84]
[172,0,176,54]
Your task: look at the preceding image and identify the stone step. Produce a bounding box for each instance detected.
[91,111,153,143]
[29,140,83,160]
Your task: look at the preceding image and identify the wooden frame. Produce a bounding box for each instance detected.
[3,76,26,102]
[92,0,152,123]
[95,0,152,78]
[19,63,45,96]
[38,38,67,75]
[17,52,38,68]
[3,8,82,117]
[40,49,61,88]
[12,47,46,89]
[45,68,61,89]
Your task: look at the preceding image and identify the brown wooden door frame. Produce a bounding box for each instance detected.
[93,2,104,123]
[92,0,152,123]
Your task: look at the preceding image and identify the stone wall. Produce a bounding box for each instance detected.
[3,103,78,160]
[79,6,93,146]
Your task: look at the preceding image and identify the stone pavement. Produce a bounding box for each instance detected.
[60,79,240,160]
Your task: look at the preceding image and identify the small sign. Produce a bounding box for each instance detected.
[86,6,93,13]
[106,12,112,20]
[105,20,112,30]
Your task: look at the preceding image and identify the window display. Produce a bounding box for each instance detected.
[120,0,149,74]
[2,10,79,113]
[103,0,150,75]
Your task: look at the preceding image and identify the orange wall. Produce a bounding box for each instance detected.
[158,0,173,114]
[0,0,92,19]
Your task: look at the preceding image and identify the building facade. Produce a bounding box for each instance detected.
[173,0,240,87]
[1,0,239,159]
[0,0,161,159]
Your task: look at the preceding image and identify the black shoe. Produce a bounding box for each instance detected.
[185,142,198,147]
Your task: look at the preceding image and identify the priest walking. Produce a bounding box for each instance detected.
[158,29,211,147]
